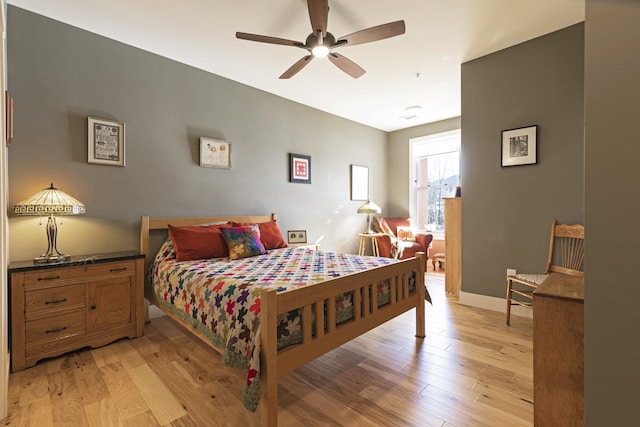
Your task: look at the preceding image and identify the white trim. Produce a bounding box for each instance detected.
[148,304,166,320]
[459,291,533,319]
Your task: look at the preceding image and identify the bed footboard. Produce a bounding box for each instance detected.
[259,252,426,426]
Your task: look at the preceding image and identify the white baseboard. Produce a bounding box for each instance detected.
[459,291,533,319]
[148,304,166,320]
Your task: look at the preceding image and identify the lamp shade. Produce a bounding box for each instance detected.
[14,183,85,216]
[357,200,381,215]
[13,183,85,263]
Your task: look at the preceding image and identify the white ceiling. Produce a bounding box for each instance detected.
[8,0,585,132]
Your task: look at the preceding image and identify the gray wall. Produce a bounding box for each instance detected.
[584,1,640,425]
[460,24,584,298]
[387,117,461,217]
[6,7,387,262]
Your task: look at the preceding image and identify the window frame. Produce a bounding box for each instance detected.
[409,129,461,239]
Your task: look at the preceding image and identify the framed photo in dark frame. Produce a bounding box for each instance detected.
[501,125,538,167]
[289,153,311,183]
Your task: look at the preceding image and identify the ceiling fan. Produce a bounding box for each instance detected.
[236,0,405,79]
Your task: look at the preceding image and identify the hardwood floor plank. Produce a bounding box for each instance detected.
[421,382,531,427]
[278,375,379,427]
[121,410,161,427]
[91,343,124,368]
[48,369,90,427]
[128,335,161,358]
[84,398,124,427]
[99,362,150,421]
[359,384,446,427]
[106,339,147,369]
[18,363,49,406]
[25,396,54,426]
[169,414,200,427]
[126,364,187,425]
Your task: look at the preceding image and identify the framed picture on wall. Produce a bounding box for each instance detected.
[88,117,125,166]
[289,153,311,183]
[350,164,369,200]
[200,137,231,168]
[501,125,538,167]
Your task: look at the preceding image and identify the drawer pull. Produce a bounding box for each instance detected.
[109,267,127,272]
[45,326,68,334]
[91,305,97,310]
[37,275,61,281]
[45,298,68,305]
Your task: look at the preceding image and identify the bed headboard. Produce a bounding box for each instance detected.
[140,213,277,270]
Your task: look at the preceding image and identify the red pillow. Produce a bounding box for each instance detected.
[168,223,232,261]
[232,220,288,250]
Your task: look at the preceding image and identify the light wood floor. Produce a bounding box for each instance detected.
[4,270,533,426]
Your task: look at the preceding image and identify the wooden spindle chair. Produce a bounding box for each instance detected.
[505,219,585,325]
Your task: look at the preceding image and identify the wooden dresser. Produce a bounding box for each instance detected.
[9,251,145,372]
[533,273,584,426]
[443,197,461,295]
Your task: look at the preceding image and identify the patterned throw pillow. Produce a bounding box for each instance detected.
[232,220,288,250]
[221,225,267,260]
[396,226,416,242]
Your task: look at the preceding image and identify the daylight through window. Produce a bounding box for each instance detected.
[410,130,460,237]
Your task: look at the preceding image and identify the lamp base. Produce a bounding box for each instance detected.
[34,254,71,264]
[34,214,71,264]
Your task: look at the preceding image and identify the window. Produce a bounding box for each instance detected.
[410,130,460,238]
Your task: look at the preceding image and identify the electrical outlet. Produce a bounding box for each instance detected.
[507,268,517,276]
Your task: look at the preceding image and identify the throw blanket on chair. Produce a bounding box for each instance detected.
[372,217,401,258]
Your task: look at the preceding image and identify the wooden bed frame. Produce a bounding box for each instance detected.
[140,214,426,427]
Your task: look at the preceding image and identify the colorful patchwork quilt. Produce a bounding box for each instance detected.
[148,239,401,411]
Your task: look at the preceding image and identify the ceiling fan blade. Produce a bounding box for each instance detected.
[307,0,329,36]
[280,55,314,79]
[236,32,305,48]
[328,53,365,79]
[336,20,406,47]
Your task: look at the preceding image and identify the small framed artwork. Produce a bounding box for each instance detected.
[288,230,308,244]
[350,164,369,200]
[200,137,231,168]
[289,153,311,183]
[88,117,125,166]
[501,125,538,167]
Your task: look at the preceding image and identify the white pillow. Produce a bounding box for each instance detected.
[396,226,416,242]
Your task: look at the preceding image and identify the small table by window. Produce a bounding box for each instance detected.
[358,233,384,256]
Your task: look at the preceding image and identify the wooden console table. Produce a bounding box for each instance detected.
[533,272,584,426]
[444,197,461,295]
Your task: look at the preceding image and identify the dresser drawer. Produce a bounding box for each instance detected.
[25,284,85,320]
[22,260,136,286]
[25,311,85,345]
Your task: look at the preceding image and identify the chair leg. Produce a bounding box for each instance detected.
[505,279,512,326]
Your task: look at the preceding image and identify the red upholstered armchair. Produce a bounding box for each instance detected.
[372,217,433,266]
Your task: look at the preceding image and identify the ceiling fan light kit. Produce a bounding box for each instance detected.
[236,0,405,79]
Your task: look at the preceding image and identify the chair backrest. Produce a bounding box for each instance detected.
[382,217,410,236]
[545,219,585,276]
